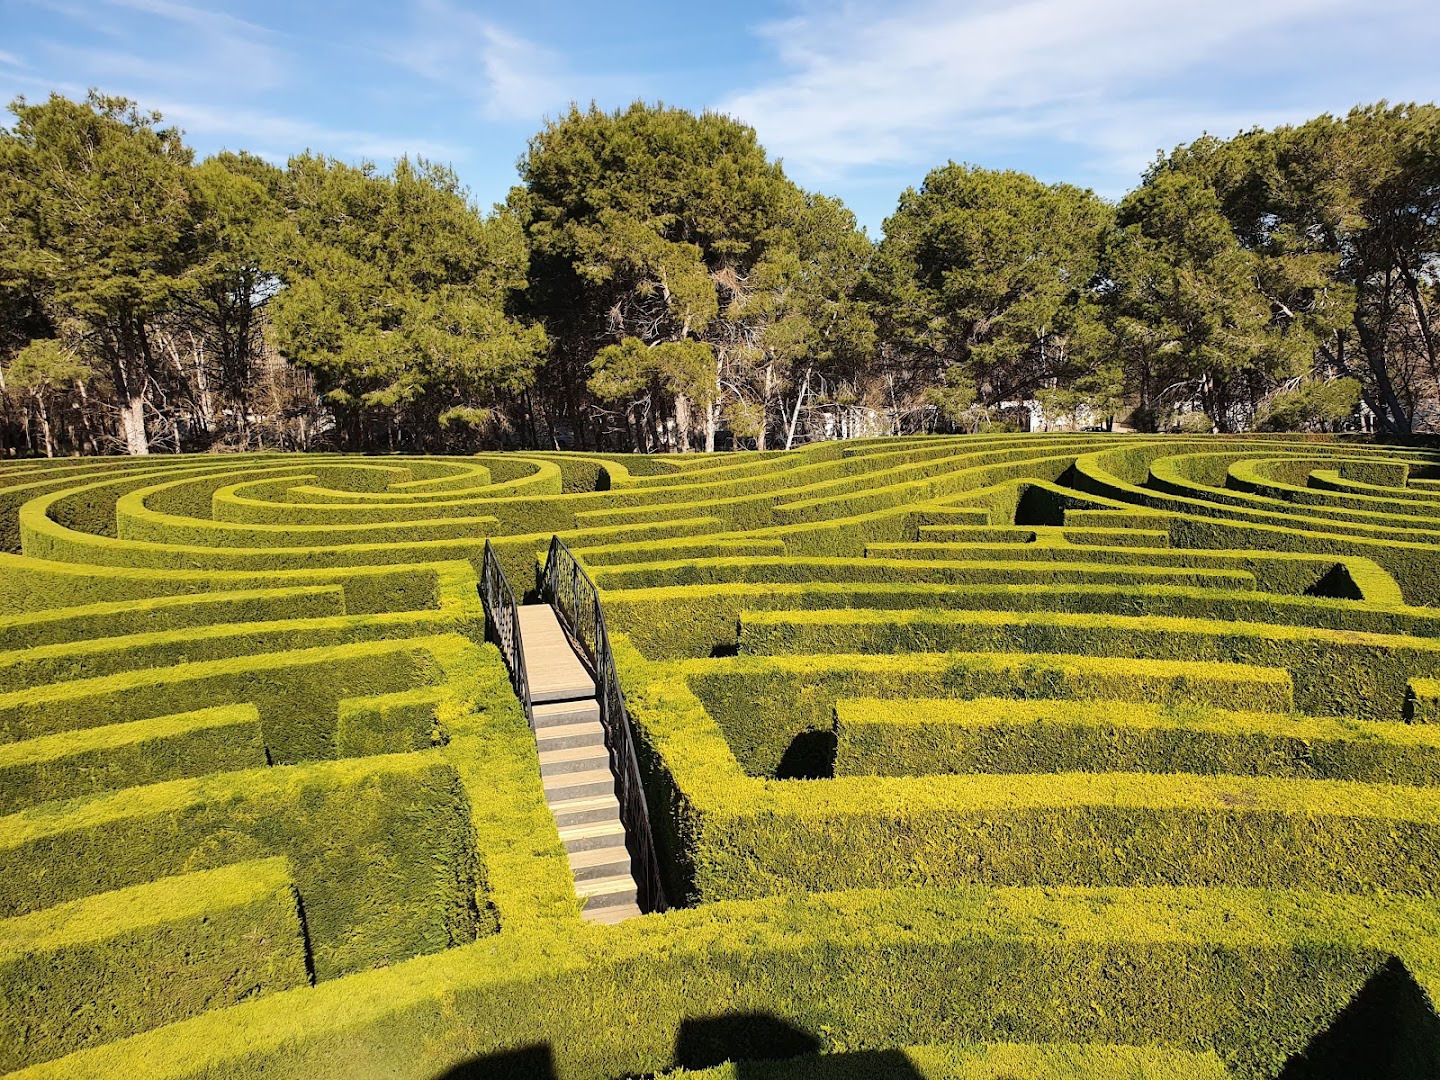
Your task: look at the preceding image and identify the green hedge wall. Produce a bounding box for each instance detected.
[630,669,1440,905]
[602,581,1440,661]
[14,885,1440,1080]
[0,586,346,650]
[738,607,1440,719]
[589,555,1257,594]
[1070,448,1440,605]
[0,704,266,814]
[1224,460,1440,526]
[833,697,1440,785]
[683,652,1292,778]
[861,541,1379,598]
[0,608,474,694]
[0,638,450,764]
[0,755,488,980]
[660,1041,1230,1080]
[1410,679,1440,723]
[0,551,447,617]
[0,857,308,1071]
[335,687,448,757]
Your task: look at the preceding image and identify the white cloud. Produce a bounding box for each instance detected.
[718,0,1424,191]
[32,0,290,93]
[155,100,460,164]
[92,0,271,39]
[396,0,581,123]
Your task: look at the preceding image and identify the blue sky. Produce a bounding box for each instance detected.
[2,0,1438,235]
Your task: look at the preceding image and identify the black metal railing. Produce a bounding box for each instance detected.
[480,540,532,728]
[542,535,668,913]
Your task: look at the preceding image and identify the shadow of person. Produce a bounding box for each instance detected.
[431,1043,557,1080]
[1277,957,1440,1080]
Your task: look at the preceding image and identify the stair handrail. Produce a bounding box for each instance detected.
[542,535,668,913]
[480,540,533,728]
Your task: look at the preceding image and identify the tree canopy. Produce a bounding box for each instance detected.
[2,92,1437,455]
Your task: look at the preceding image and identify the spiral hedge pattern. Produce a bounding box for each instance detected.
[4,434,1440,1078]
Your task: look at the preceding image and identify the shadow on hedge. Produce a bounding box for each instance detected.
[429,1012,925,1079]
[1279,957,1440,1080]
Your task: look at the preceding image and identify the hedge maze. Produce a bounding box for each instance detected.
[4,434,1440,1078]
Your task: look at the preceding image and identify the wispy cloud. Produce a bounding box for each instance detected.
[396,0,602,123]
[155,100,460,163]
[718,0,1426,193]
[9,0,442,166]
[30,0,290,93]
[92,0,272,39]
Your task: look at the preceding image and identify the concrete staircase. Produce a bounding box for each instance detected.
[520,605,642,923]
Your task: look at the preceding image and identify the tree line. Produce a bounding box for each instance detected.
[1,91,1437,456]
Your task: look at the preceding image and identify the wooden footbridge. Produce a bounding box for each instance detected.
[481,538,666,923]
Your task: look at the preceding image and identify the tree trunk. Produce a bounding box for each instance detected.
[110,320,151,455]
[35,395,53,458]
[1355,319,1412,435]
[704,401,716,453]
[119,393,149,455]
[674,394,692,452]
[786,368,810,450]
[758,363,774,451]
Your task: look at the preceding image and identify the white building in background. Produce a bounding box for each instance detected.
[821,406,889,440]
[1000,399,1103,432]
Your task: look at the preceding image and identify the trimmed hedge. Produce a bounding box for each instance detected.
[681,651,1293,777]
[1225,456,1440,520]
[12,884,1440,1080]
[624,661,1440,905]
[861,540,1384,598]
[1070,446,1440,605]
[574,538,788,567]
[335,686,448,757]
[5,437,1440,1077]
[0,638,452,764]
[0,754,489,979]
[0,608,478,694]
[602,581,1440,661]
[737,607,1440,719]
[833,697,1440,785]
[1410,679,1440,723]
[589,555,1257,594]
[0,585,346,650]
[0,857,308,1071]
[661,1041,1230,1080]
[0,703,266,813]
[0,549,451,617]
[22,497,497,574]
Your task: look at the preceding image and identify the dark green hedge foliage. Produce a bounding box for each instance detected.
[0,704,266,814]
[0,858,308,1071]
[737,607,1440,719]
[0,756,488,979]
[833,697,1440,785]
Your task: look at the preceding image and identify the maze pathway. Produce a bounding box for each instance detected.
[5,436,1440,1078]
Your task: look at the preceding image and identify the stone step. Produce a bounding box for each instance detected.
[536,719,606,753]
[542,768,615,801]
[532,699,601,729]
[576,874,639,909]
[550,793,621,828]
[568,843,633,882]
[558,817,627,853]
[583,901,643,925]
[539,745,611,778]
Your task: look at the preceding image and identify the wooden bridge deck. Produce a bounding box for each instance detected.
[516,605,596,702]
